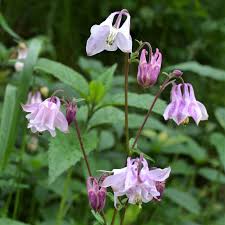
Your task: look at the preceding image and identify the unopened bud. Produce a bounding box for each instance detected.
[40,86,49,97]
[87,177,106,212]
[66,101,78,125]
[172,69,183,77]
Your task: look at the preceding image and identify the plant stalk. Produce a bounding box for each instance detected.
[124,53,130,155]
[132,77,171,149]
[74,119,92,177]
[110,208,117,225]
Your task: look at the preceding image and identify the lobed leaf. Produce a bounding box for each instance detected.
[35,58,89,96]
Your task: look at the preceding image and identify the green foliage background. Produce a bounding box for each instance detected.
[0,0,225,225]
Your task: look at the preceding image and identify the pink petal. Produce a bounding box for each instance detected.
[148,167,171,181]
[55,111,68,133]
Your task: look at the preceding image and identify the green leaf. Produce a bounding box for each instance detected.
[0,85,18,169]
[87,81,105,104]
[99,131,115,151]
[210,133,225,171]
[48,129,98,184]
[35,58,89,96]
[198,167,225,184]
[165,188,201,214]
[91,210,104,225]
[215,107,225,130]
[165,61,225,81]
[103,92,166,115]
[171,160,195,176]
[0,13,21,40]
[19,38,44,101]
[97,64,117,91]
[0,218,29,225]
[88,107,124,129]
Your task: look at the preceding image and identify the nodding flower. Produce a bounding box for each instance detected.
[163,83,208,125]
[137,48,162,88]
[22,96,68,137]
[66,101,78,125]
[101,156,171,208]
[87,177,106,212]
[86,9,132,56]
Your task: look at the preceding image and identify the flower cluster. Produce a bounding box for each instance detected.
[102,156,171,207]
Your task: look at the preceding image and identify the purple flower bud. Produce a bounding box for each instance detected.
[87,177,106,212]
[137,48,162,88]
[154,181,166,201]
[66,101,78,125]
[172,69,183,77]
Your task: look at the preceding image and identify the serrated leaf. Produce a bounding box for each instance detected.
[103,92,166,115]
[165,61,225,81]
[48,129,98,184]
[88,107,124,129]
[35,58,89,96]
[0,85,17,168]
[165,188,201,214]
[0,218,29,225]
[210,132,225,171]
[215,107,225,130]
[198,167,225,184]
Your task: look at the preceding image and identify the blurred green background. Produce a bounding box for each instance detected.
[0,0,225,225]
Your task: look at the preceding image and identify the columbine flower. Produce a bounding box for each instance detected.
[66,101,78,125]
[87,177,106,212]
[137,48,162,88]
[22,96,68,137]
[86,9,132,56]
[27,91,42,105]
[15,43,28,72]
[163,83,208,125]
[102,156,170,207]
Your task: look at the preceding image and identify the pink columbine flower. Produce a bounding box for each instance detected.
[86,9,132,56]
[87,177,106,212]
[22,96,68,137]
[102,156,170,207]
[163,83,208,125]
[137,48,162,88]
[15,43,28,72]
[27,91,42,105]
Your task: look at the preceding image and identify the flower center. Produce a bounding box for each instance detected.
[181,117,189,125]
[106,27,118,46]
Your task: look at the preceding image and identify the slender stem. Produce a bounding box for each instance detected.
[56,168,73,225]
[110,208,117,225]
[132,77,171,149]
[74,119,92,177]
[124,53,130,155]
[120,202,128,225]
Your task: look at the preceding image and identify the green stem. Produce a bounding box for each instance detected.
[120,201,128,225]
[56,168,73,225]
[132,77,171,149]
[124,53,130,155]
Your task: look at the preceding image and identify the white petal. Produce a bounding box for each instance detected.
[116,33,132,53]
[55,111,68,132]
[86,25,110,56]
[197,101,209,121]
[100,12,117,27]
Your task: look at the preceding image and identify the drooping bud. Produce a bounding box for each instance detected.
[87,177,106,212]
[66,101,78,125]
[172,69,183,77]
[15,42,28,72]
[154,181,166,201]
[137,48,162,88]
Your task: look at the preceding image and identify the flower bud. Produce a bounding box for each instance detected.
[172,69,183,77]
[137,48,162,88]
[87,177,106,212]
[155,181,165,201]
[66,101,78,125]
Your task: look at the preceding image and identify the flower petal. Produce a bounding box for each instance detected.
[148,167,171,181]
